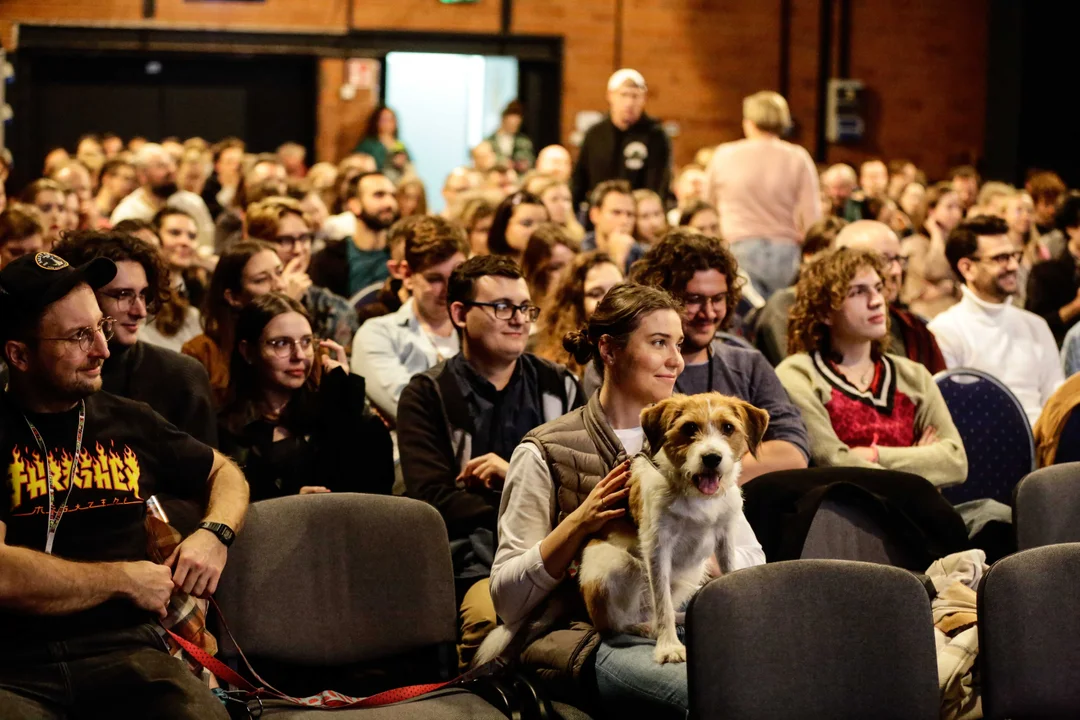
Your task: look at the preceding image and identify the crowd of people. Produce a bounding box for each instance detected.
[0,65,1077,717]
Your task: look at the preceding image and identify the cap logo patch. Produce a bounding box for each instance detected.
[35,253,69,271]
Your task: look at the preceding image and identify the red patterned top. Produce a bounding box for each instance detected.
[814,352,918,449]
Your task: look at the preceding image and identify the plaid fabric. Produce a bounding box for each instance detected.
[145,513,219,681]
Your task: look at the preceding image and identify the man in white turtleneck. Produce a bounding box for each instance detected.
[928,215,1064,426]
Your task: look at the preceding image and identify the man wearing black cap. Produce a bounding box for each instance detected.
[0,252,248,718]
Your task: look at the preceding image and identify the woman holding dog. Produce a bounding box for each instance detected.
[488,283,765,718]
[776,247,967,487]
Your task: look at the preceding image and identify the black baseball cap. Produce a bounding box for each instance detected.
[0,252,117,334]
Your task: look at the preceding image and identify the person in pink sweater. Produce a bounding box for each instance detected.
[705,91,822,300]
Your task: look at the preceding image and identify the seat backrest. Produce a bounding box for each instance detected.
[686,560,939,720]
[1014,463,1080,550]
[1053,407,1080,464]
[350,280,385,309]
[935,368,1035,505]
[800,498,912,566]
[213,494,456,666]
[978,543,1080,719]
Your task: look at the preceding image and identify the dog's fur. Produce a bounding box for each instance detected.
[473,392,768,668]
[578,393,768,664]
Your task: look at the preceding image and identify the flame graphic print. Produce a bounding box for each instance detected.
[7,442,142,513]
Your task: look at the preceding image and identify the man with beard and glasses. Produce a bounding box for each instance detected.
[0,251,248,719]
[310,171,400,299]
[110,143,214,253]
[625,228,810,484]
[929,215,1064,426]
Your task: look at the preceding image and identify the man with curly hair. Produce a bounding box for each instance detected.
[776,247,967,487]
[626,227,809,484]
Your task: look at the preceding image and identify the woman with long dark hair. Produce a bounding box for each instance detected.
[218,293,393,500]
[355,105,410,182]
[486,190,549,263]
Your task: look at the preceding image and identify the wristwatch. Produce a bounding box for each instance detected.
[197,522,236,548]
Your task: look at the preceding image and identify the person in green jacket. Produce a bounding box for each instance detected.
[355,105,410,183]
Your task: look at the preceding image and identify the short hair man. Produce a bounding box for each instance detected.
[441,167,476,218]
[20,179,67,249]
[397,254,582,667]
[486,100,535,174]
[351,218,470,418]
[311,171,400,298]
[110,143,214,252]
[667,164,707,226]
[51,230,216,449]
[0,204,45,269]
[570,69,672,209]
[929,215,1064,426]
[582,180,645,272]
[0,251,248,718]
[356,215,438,326]
[949,165,981,212]
[835,220,947,373]
[821,164,857,217]
[245,196,358,348]
[277,142,307,179]
[534,145,572,183]
[95,159,138,218]
[1024,191,1080,346]
[628,228,810,484]
[1026,170,1068,246]
[859,159,889,200]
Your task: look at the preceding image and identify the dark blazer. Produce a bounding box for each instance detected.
[309,240,349,299]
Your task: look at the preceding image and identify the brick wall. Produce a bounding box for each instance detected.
[3,0,988,181]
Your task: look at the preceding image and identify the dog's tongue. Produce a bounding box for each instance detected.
[695,472,721,495]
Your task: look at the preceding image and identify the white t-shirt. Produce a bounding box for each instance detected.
[614,426,645,456]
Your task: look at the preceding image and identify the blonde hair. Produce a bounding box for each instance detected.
[743,91,792,135]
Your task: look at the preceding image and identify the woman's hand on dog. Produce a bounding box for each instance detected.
[571,460,632,535]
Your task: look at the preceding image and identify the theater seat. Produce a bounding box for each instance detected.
[979,543,1080,719]
[1014,463,1080,550]
[686,560,939,720]
[212,493,507,718]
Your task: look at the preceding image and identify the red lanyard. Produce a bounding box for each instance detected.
[24,400,86,555]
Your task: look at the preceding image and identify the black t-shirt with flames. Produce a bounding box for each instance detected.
[0,391,214,642]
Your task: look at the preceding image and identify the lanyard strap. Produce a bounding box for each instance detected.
[24,400,86,555]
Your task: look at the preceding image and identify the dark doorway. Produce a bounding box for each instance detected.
[10,50,316,189]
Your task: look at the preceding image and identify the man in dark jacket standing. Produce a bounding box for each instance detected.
[571,69,673,210]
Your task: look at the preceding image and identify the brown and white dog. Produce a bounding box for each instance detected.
[578,392,769,664]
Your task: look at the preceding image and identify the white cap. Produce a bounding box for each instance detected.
[607,68,647,92]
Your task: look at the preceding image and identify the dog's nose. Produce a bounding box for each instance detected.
[702,453,723,469]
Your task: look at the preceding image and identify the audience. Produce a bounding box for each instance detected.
[351,218,469,419]
[1026,170,1067,247]
[628,228,810,483]
[244,197,357,347]
[51,160,104,231]
[533,251,623,378]
[582,180,644,272]
[0,251,247,719]
[459,195,498,256]
[486,191,549,264]
[20,179,67,249]
[901,181,964,319]
[486,100,535,173]
[397,255,582,667]
[928,215,1064,426]
[95,158,138,220]
[310,171,399,298]
[705,91,821,299]
[949,165,981,213]
[396,175,428,218]
[1025,191,1080,345]
[183,241,285,405]
[355,105,410,181]
[677,200,721,238]
[571,69,672,209]
[52,230,216,446]
[534,144,572,184]
[532,176,585,243]
[219,293,392,500]
[521,223,578,310]
[820,163,858,218]
[1005,188,1047,307]
[491,283,763,718]
[777,247,967,487]
[632,188,668,245]
[0,204,46,269]
[668,164,707,226]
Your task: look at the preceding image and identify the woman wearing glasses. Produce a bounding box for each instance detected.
[218,292,393,500]
[776,247,967,487]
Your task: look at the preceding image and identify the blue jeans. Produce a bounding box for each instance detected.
[730,237,801,300]
[594,631,688,720]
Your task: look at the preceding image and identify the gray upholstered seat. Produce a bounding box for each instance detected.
[800,498,911,565]
[686,559,939,720]
[1014,463,1080,550]
[978,543,1080,719]
[213,493,506,718]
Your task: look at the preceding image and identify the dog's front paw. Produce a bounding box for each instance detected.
[653,640,687,664]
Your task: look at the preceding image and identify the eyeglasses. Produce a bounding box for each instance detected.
[881,253,909,270]
[39,317,115,352]
[274,233,314,250]
[463,301,541,322]
[969,250,1023,267]
[265,335,314,358]
[99,289,152,312]
[682,293,727,312]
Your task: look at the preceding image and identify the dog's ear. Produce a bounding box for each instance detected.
[739,402,770,458]
[641,398,677,455]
